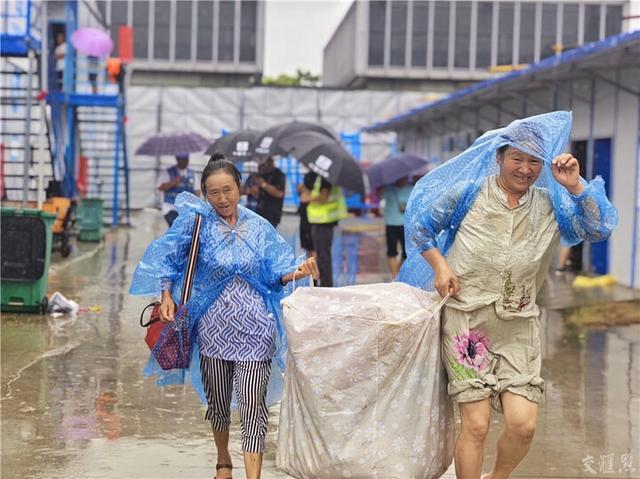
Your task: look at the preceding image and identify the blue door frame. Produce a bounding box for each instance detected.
[591,138,612,275]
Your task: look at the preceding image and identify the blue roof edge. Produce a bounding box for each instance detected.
[363,30,640,133]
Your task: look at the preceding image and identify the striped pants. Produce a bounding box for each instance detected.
[199,355,271,453]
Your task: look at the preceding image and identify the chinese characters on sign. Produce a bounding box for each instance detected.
[582,453,636,475]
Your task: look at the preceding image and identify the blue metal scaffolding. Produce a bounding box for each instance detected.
[0,0,41,56]
[50,1,130,226]
[1,0,130,226]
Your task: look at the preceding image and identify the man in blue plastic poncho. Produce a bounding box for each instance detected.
[398,112,617,479]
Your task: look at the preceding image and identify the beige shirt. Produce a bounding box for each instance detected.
[446,176,560,319]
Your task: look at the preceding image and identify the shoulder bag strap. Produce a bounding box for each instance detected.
[179,213,202,305]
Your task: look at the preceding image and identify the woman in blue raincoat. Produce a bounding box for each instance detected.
[398,111,616,479]
[130,153,318,479]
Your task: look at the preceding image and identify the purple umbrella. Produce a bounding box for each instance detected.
[71,27,114,57]
[366,153,430,188]
[135,132,210,156]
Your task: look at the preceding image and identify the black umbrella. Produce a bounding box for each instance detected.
[205,129,262,163]
[366,153,430,188]
[253,121,339,158]
[279,131,365,195]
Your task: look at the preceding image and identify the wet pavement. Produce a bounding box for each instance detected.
[1,210,639,478]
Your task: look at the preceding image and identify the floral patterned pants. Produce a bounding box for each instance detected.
[441,304,544,412]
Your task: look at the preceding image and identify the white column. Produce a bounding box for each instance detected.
[255,0,265,71]
[106,0,112,26]
[556,3,563,56]
[384,0,391,68]
[213,0,219,64]
[234,0,241,64]
[169,0,176,61]
[356,1,368,76]
[490,1,498,67]
[127,0,133,26]
[470,0,478,70]
[534,1,542,62]
[513,1,520,65]
[405,0,413,68]
[599,4,606,40]
[426,0,434,69]
[40,0,48,88]
[448,0,455,71]
[191,0,198,63]
[148,0,155,59]
[578,2,585,45]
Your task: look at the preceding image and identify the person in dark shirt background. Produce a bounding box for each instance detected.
[255,157,286,227]
[243,173,261,212]
[296,171,317,257]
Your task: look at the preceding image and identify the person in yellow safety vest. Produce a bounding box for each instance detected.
[306,174,348,287]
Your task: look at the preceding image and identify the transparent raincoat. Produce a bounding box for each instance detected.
[398,111,618,289]
[130,192,299,403]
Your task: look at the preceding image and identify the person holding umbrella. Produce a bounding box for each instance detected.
[274,130,364,287]
[307,173,348,287]
[71,27,115,94]
[296,171,317,258]
[87,55,99,94]
[242,174,261,212]
[380,177,414,279]
[254,157,286,228]
[367,153,429,279]
[157,154,200,226]
[136,131,210,226]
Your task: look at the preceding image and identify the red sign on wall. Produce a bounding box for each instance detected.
[119,26,133,63]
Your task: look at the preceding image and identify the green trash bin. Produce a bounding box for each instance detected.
[77,198,104,242]
[1,208,56,314]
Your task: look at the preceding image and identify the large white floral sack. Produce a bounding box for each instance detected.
[277,282,454,479]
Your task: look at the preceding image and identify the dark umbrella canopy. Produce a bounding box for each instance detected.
[366,153,430,188]
[280,131,365,194]
[135,132,210,156]
[254,121,339,157]
[205,130,262,163]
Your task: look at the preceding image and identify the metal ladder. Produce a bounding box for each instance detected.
[76,102,130,225]
[0,55,54,204]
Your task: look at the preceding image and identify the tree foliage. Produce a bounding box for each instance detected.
[262,69,320,87]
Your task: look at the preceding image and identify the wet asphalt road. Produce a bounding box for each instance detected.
[1,210,638,478]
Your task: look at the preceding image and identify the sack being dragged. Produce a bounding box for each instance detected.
[277,281,455,479]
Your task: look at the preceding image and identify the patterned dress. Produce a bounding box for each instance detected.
[197,277,276,361]
[439,176,611,410]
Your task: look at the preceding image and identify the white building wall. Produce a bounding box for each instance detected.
[323,2,358,88]
[610,69,640,287]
